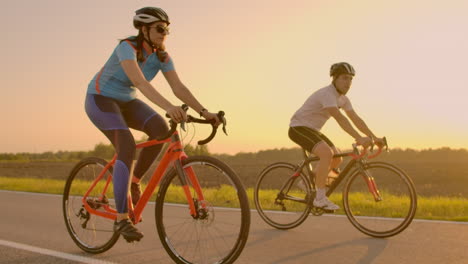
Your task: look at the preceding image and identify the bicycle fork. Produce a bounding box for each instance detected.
[174,160,207,219]
[361,169,382,202]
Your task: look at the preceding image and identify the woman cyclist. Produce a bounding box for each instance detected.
[289,62,384,210]
[85,7,220,242]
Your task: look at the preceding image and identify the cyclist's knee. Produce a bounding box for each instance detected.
[111,129,136,162]
[332,156,343,166]
[144,114,169,138]
[313,142,334,162]
[331,147,343,166]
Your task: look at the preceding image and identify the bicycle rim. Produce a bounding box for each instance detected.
[63,157,119,253]
[155,156,250,264]
[254,162,312,230]
[343,162,417,238]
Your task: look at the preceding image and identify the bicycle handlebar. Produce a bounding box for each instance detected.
[349,137,388,160]
[156,104,227,145]
[187,112,227,145]
[349,145,368,160]
[367,137,388,159]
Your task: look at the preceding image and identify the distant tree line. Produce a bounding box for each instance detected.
[1,144,467,163]
[0,150,91,161]
[0,142,210,161]
[215,147,468,163]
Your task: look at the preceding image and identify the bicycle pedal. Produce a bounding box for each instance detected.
[130,217,143,223]
[130,215,143,223]
[124,237,141,243]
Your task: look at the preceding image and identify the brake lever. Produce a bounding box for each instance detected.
[350,143,367,160]
[215,111,228,135]
[181,104,189,131]
[368,137,388,159]
[165,104,189,131]
[221,115,227,135]
[222,124,227,135]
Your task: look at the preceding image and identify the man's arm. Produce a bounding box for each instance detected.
[345,110,378,139]
[327,107,362,140]
[327,107,373,147]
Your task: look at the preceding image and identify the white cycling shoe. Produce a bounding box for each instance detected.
[296,180,308,192]
[313,197,340,210]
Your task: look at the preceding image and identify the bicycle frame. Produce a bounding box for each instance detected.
[81,131,204,224]
[289,148,383,204]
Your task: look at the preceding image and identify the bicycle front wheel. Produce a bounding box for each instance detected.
[155,156,250,264]
[63,157,119,253]
[343,162,417,238]
[254,162,312,230]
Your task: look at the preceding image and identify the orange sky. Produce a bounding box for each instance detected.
[1,0,467,154]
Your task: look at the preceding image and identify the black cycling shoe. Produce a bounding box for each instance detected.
[131,182,141,206]
[114,219,144,242]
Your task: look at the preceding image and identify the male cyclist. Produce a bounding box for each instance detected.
[288,62,384,210]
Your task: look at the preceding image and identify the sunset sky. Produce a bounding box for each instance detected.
[2,0,467,155]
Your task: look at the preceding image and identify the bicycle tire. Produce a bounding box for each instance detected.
[155,156,250,264]
[343,161,417,238]
[254,162,312,230]
[63,157,120,253]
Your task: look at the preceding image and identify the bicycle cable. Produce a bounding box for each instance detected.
[180,122,196,151]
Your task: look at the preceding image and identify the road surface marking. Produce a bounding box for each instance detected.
[0,239,116,264]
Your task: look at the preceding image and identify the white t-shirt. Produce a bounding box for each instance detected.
[290,84,353,131]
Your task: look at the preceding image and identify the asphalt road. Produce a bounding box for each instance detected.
[1,190,468,264]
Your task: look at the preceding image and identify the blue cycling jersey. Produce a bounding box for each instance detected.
[87,39,175,102]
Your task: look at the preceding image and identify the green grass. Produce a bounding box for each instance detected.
[0,177,66,194]
[247,188,468,222]
[1,176,468,222]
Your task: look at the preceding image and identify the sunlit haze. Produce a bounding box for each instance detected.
[2,0,467,154]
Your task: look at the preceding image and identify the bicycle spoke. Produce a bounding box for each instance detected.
[63,158,119,253]
[343,162,417,237]
[156,156,250,264]
[255,162,312,229]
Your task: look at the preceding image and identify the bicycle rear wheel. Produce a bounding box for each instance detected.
[343,162,417,238]
[254,162,312,230]
[155,156,250,264]
[63,157,119,253]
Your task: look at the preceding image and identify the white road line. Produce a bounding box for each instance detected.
[0,239,116,264]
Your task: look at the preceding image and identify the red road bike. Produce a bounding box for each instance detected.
[63,108,250,264]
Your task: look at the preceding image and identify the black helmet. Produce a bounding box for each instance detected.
[133,7,170,29]
[330,62,355,77]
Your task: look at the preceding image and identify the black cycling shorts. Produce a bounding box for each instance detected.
[288,126,335,153]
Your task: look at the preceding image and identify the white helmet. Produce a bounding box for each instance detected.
[133,7,170,28]
[330,62,355,77]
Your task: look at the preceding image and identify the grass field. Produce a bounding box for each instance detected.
[2,158,468,197]
[1,176,467,222]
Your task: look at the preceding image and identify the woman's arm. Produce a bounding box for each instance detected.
[120,60,186,122]
[163,70,220,123]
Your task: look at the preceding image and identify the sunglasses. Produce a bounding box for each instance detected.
[149,25,170,35]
